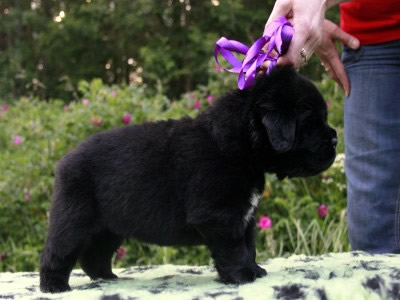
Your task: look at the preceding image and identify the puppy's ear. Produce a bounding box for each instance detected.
[253,66,298,152]
[262,111,296,153]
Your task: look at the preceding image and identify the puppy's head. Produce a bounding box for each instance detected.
[251,66,337,179]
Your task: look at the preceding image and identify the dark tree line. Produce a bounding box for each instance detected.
[0,0,339,101]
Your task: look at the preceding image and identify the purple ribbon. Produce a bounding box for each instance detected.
[214,17,294,90]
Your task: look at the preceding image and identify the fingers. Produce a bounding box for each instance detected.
[316,20,353,96]
[277,19,312,67]
[300,32,321,63]
[321,53,350,96]
[332,57,350,97]
[260,49,279,71]
[329,21,360,49]
[264,0,326,69]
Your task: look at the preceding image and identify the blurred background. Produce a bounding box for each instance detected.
[0,0,348,272]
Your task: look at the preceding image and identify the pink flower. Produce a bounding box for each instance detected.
[25,192,31,202]
[214,65,223,73]
[258,216,272,230]
[2,104,9,111]
[0,253,6,260]
[116,246,127,259]
[188,92,195,99]
[194,100,202,110]
[91,116,102,127]
[121,113,131,125]
[326,100,331,109]
[13,136,23,145]
[111,91,118,97]
[318,204,329,218]
[82,99,89,106]
[64,105,69,111]
[206,95,215,104]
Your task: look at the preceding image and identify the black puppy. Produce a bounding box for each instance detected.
[40,67,337,293]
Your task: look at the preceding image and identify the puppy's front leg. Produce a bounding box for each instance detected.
[244,218,267,278]
[195,224,257,284]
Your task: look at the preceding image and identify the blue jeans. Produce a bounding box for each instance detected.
[342,39,400,253]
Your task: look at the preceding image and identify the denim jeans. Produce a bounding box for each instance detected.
[342,39,400,253]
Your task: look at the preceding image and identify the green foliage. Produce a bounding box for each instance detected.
[0,0,340,101]
[0,65,348,271]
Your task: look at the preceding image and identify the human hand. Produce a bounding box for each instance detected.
[315,19,359,96]
[263,0,327,68]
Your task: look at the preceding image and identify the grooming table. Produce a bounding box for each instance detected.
[1,251,399,299]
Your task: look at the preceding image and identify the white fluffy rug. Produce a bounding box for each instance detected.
[1,251,400,300]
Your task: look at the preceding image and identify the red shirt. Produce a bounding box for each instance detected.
[340,0,400,45]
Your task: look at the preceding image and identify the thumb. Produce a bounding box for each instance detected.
[331,25,360,49]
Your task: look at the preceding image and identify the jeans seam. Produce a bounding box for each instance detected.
[395,186,400,252]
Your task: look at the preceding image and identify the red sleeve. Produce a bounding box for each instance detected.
[340,0,400,45]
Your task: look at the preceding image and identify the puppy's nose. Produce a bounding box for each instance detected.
[332,137,338,148]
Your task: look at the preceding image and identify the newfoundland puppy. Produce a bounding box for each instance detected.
[40,66,337,293]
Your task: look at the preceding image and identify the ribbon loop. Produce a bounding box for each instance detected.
[214,17,294,90]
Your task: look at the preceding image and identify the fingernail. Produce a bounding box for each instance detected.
[345,90,349,97]
[350,39,359,49]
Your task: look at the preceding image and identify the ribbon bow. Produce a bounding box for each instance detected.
[214,17,294,90]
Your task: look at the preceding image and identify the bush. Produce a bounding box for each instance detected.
[0,67,348,272]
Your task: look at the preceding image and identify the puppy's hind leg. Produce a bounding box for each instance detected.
[40,180,97,293]
[78,229,123,280]
[40,214,94,293]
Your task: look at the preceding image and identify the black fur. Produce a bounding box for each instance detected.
[39,67,337,292]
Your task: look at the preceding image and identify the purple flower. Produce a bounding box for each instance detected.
[64,105,69,111]
[2,104,9,111]
[258,216,272,230]
[0,253,6,260]
[13,136,23,145]
[82,99,89,106]
[116,246,127,259]
[318,204,329,218]
[206,95,215,104]
[121,113,131,125]
[91,116,102,127]
[25,192,31,202]
[111,91,118,97]
[194,100,202,110]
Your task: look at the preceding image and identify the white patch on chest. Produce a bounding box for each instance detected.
[243,191,261,224]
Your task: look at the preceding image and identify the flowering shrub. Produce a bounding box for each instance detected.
[116,247,127,260]
[0,69,348,272]
[121,113,132,125]
[12,136,23,145]
[318,205,329,219]
[258,216,273,230]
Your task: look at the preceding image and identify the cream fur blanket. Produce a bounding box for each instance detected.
[1,251,399,299]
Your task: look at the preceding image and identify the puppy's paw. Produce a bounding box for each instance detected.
[40,281,71,293]
[221,267,257,284]
[253,264,267,278]
[99,272,118,280]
